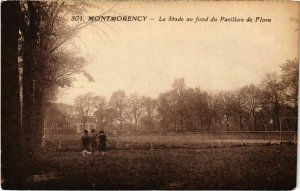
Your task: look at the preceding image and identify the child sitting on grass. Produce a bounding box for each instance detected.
[81,130,92,157]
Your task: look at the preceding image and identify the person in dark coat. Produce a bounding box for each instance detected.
[98,130,110,156]
[81,130,92,157]
[90,129,98,154]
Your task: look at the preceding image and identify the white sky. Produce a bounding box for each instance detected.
[56,1,299,105]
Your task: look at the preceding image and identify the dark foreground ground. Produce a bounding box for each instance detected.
[27,144,296,190]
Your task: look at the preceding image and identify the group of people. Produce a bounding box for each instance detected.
[81,129,110,157]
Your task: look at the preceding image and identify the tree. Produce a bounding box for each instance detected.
[231,90,248,131]
[1,2,25,188]
[110,90,127,133]
[74,93,97,130]
[192,88,209,131]
[206,93,224,130]
[18,1,96,154]
[182,88,198,131]
[94,96,114,131]
[261,73,283,130]
[172,78,187,131]
[142,96,157,130]
[239,84,261,130]
[216,91,236,131]
[128,94,144,130]
[157,91,175,132]
[20,1,42,158]
[280,59,298,115]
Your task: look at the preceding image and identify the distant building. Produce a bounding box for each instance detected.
[45,102,98,135]
[69,117,97,133]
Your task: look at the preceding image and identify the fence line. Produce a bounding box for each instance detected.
[42,131,298,151]
[44,130,298,138]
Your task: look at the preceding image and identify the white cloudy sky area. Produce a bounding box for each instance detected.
[56,1,299,105]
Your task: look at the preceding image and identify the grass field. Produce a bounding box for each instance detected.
[27,144,296,190]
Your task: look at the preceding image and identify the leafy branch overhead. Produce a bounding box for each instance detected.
[18,1,119,91]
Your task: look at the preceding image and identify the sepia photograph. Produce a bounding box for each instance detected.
[1,1,299,190]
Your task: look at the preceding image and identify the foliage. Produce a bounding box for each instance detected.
[74,93,98,130]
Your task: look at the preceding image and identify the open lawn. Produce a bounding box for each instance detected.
[27,144,296,190]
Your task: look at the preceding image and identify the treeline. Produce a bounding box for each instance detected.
[2,2,97,188]
[157,66,298,132]
[74,60,298,134]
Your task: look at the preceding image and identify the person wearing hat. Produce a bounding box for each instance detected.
[81,130,92,157]
[97,130,110,156]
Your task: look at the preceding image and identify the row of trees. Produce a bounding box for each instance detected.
[157,63,298,132]
[74,91,157,133]
[2,2,114,188]
[74,59,298,134]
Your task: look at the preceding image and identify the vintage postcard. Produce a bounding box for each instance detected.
[1,1,299,190]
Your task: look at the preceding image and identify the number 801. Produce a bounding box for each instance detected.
[71,16,83,21]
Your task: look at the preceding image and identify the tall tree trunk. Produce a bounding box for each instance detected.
[1,2,25,188]
[199,116,202,131]
[274,95,281,132]
[101,121,104,131]
[208,117,211,131]
[33,85,44,147]
[83,120,87,130]
[22,1,40,159]
[148,114,151,129]
[251,110,257,131]
[181,118,184,132]
[22,41,34,157]
[134,117,138,131]
[272,106,277,131]
[226,114,229,132]
[254,115,257,131]
[120,120,123,135]
[239,114,243,131]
